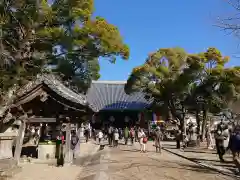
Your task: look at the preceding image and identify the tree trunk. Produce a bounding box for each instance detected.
[169,105,184,140]
[196,109,201,146]
[162,101,170,122]
[201,107,208,142]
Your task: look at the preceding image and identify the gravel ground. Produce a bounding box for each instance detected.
[9,140,235,180]
[77,142,235,180]
[9,142,100,180]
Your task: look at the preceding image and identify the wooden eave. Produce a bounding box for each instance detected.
[14,83,88,113]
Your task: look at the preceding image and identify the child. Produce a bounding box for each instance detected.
[114,129,119,147]
[182,134,188,151]
[97,130,103,145]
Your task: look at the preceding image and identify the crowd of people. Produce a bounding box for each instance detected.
[213,121,240,174]
[90,126,163,153]
[172,120,240,175]
[86,120,240,174]
[70,120,240,174]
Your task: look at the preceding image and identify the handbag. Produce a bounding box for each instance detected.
[143,137,148,143]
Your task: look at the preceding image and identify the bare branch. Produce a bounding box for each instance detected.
[215,1,240,39]
[225,0,240,11]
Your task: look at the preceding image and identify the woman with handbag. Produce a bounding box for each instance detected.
[138,129,147,153]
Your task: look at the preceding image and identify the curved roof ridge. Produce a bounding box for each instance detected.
[16,74,87,106]
[92,80,127,84]
[86,82,152,111]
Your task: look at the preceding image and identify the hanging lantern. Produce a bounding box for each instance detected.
[124,116,129,123]
[109,116,115,122]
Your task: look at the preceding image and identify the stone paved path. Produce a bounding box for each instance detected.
[77,141,235,180]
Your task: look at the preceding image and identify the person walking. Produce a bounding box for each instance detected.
[154,127,162,153]
[175,129,181,149]
[214,122,229,162]
[182,134,189,151]
[119,128,123,140]
[206,124,214,149]
[113,128,119,147]
[84,127,90,143]
[71,131,79,159]
[97,130,104,145]
[134,126,138,142]
[92,128,96,141]
[130,127,135,145]
[124,127,129,145]
[138,129,146,153]
[56,131,65,166]
[108,126,114,146]
[228,125,240,175]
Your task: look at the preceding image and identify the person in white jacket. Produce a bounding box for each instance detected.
[138,129,146,152]
[113,129,119,147]
[97,130,103,145]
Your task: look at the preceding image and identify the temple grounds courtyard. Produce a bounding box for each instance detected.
[10,141,237,180]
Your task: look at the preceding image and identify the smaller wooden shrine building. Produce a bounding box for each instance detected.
[0,74,94,163]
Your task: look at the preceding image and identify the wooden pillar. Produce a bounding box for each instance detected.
[64,121,72,164]
[139,112,145,128]
[14,119,26,164]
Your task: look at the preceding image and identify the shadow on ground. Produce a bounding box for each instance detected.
[73,150,103,166]
[104,157,219,175]
[105,149,220,175]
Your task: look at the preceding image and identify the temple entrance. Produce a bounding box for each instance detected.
[91,110,152,130]
[100,110,139,128]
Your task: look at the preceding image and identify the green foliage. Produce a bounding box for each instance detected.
[125,47,240,125]
[0,0,53,102]
[39,0,129,92]
[0,0,129,101]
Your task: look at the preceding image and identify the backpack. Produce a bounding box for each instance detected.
[143,137,148,143]
[230,133,240,152]
[235,134,240,141]
[71,136,79,146]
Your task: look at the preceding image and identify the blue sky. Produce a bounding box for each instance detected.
[94,0,239,81]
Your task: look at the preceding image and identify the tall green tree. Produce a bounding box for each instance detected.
[125,47,204,131]
[0,0,129,103]
[40,0,129,93]
[185,48,240,139]
[0,0,53,105]
[125,47,239,137]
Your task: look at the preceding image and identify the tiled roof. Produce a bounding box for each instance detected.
[86,81,152,112]
[17,74,87,106]
[0,75,89,124]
